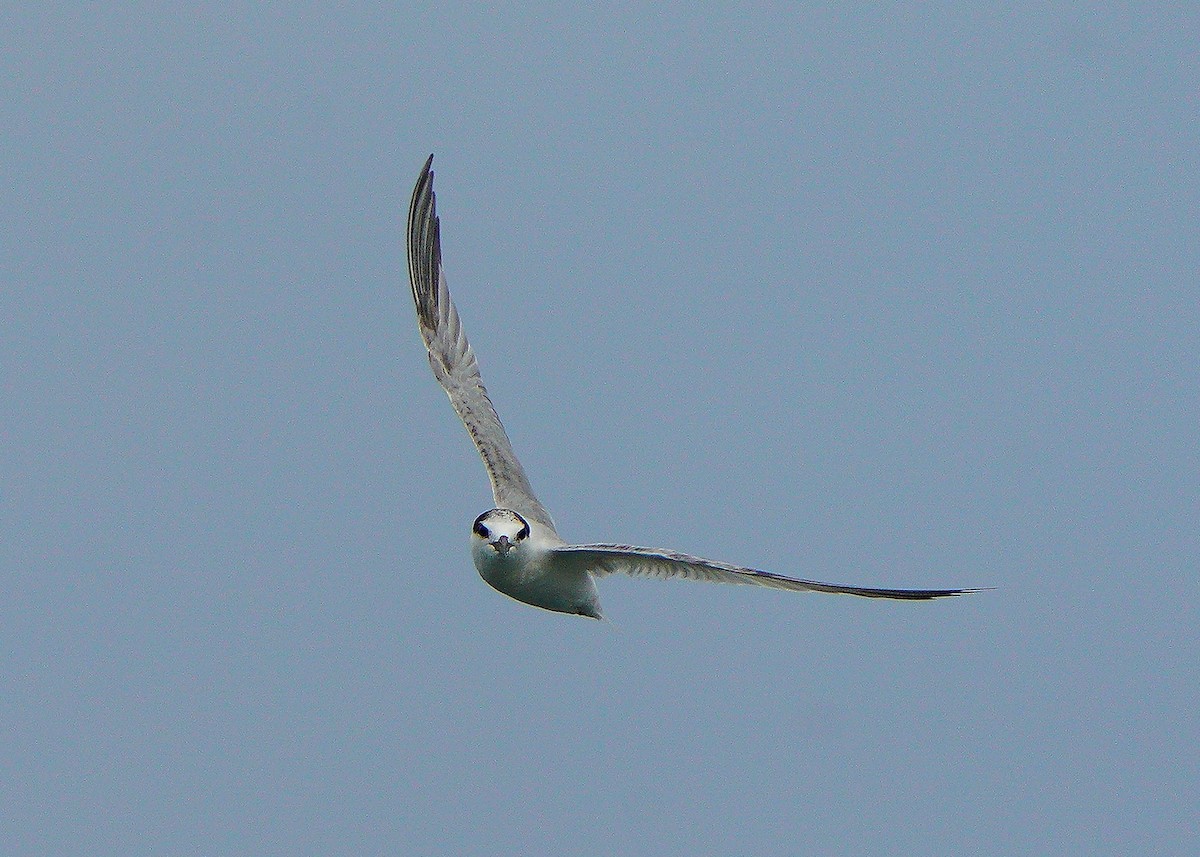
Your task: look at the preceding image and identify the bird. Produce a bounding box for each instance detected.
[406,155,980,619]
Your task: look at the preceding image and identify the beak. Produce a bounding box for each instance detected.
[491,535,513,556]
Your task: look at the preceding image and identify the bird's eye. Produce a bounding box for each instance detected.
[473,519,489,538]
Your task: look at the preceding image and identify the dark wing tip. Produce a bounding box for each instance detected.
[751,569,990,600]
[848,585,992,600]
[866,586,985,600]
[407,155,442,329]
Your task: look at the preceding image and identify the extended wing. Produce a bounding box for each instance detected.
[552,544,979,600]
[406,155,557,532]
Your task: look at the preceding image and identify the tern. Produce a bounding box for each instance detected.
[406,155,979,618]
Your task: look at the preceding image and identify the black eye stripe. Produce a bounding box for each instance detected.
[472,510,529,540]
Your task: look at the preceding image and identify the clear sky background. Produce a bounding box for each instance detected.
[3,6,1196,856]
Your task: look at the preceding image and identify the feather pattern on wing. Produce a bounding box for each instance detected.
[406,155,557,532]
[552,544,978,600]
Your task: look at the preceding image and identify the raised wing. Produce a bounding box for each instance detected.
[407,155,556,532]
[552,544,980,600]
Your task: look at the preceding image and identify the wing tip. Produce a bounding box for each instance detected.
[418,153,434,187]
[407,154,443,324]
[871,585,993,600]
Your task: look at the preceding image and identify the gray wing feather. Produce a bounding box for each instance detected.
[407,155,556,532]
[552,544,979,600]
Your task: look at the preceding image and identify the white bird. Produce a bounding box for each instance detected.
[406,155,979,619]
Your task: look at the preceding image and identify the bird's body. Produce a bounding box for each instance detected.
[471,510,601,618]
[406,155,979,618]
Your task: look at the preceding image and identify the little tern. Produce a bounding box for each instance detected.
[406,155,979,618]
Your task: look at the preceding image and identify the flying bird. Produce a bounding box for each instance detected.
[406,155,979,618]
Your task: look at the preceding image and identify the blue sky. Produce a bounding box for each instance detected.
[3,5,1196,855]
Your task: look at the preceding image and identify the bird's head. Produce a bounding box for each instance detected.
[471,509,531,558]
